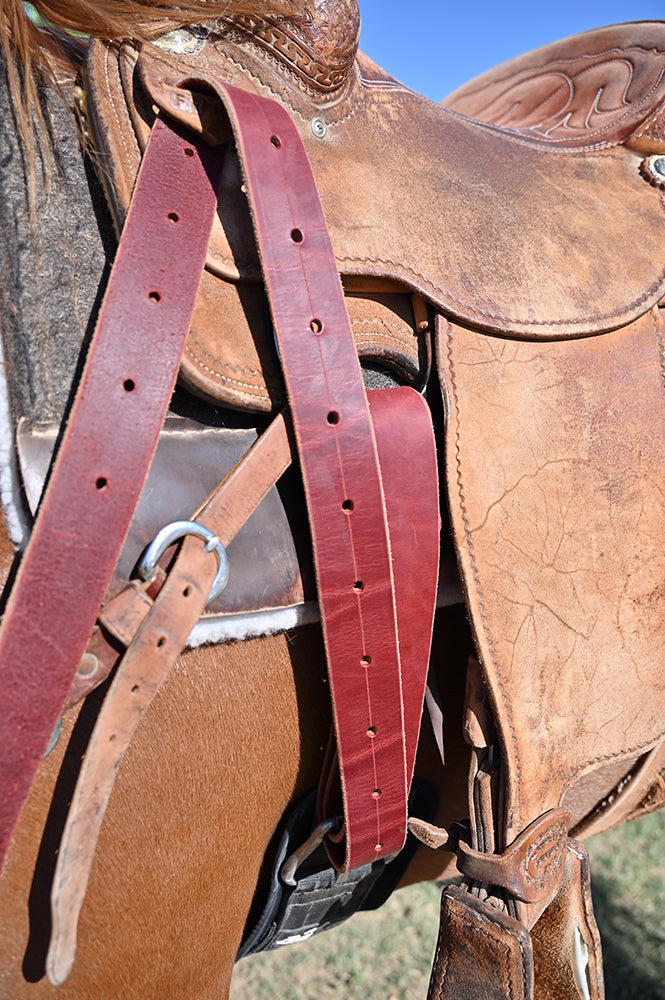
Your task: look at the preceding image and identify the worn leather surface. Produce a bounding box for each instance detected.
[86,19,665,420]
[17,417,309,617]
[439,306,665,846]
[530,841,604,1000]
[47,410,295,985]
[428,885,534,1000]
[5,5,665,995]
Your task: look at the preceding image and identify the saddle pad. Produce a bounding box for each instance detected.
[86,29,665,413]
[16,418,310,620]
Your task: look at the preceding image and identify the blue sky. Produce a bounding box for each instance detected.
[358,2,661,100]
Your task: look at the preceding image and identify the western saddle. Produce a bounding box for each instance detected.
[3,3,665,998]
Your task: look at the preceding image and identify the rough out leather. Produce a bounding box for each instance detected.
[428,886,534,1000]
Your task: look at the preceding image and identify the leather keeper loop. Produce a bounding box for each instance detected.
[456,809,570,904]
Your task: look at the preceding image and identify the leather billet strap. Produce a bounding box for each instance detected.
[0,117,225,871]
[141,62,439,872]
[212,81,433,871]
[47,410,294,986]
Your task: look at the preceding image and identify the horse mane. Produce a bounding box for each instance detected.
[1,0,308,174]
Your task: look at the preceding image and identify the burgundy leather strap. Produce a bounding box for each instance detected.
[138,70,441,869]
[47,388,439,981]
[207,81,413,869]
[0,117,224,870]
[369,388,439,785]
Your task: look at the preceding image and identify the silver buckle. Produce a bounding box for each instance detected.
[137,520,230,605]
[280,817,341,886]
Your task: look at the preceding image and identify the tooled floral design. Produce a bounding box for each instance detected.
[221,8,358,97]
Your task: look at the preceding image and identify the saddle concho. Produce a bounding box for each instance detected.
[76,6,665,998]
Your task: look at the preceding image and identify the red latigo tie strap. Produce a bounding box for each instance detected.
[0,118,225,870]
[196,79,439,871]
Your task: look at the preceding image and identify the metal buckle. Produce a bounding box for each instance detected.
[137,520,230,605]
[280,817,342,886]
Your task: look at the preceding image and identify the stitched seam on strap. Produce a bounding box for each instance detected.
[103,47,140,177]
[445,321,522,826]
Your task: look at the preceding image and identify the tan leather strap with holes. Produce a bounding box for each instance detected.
[47,410,294,986]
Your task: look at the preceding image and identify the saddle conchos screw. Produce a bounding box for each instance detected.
[311,117,327,139]
[640,154,665,190]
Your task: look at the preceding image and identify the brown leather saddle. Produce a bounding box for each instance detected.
[9,4,665,998]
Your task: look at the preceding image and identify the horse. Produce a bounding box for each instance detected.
[2,3,665,999]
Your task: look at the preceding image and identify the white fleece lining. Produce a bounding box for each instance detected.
[0,334,31,549]
[185,580,465,648]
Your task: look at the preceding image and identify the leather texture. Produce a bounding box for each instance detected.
[173,74,435,873]
[47,411,295,985]
[0,117,224,871]
[85,23,665,418]
[438,308,665,846]
[46,386,437,982]
[428,886,534,1000]
[530,841,604,1000]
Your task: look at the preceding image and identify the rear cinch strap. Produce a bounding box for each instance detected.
[428,886,534,1000]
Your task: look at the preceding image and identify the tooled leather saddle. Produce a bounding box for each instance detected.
[4,4,665,999]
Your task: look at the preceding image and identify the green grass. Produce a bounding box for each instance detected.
[586,813,665,999]
[231,813,665,999]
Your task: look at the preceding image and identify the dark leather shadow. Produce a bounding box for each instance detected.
[22,681,109,983]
